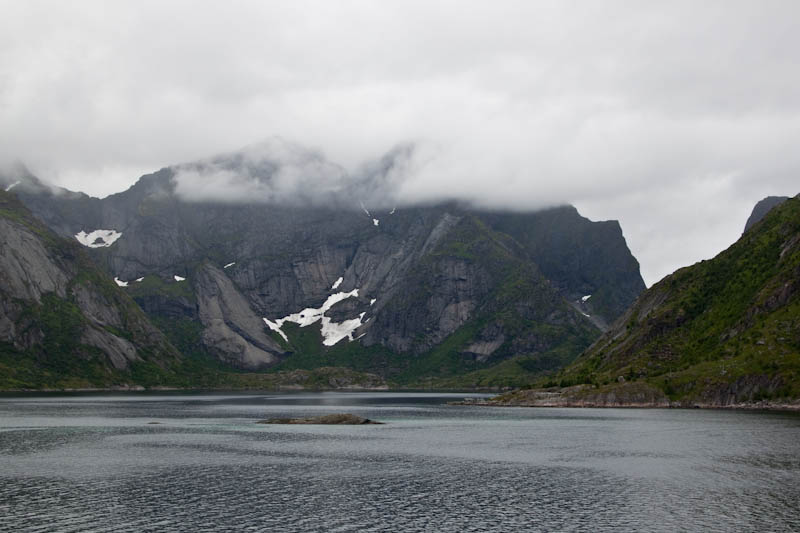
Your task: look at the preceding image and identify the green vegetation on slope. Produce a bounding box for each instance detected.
[480,206,645,322]
[548,196,800,405]
[0,293,111,389]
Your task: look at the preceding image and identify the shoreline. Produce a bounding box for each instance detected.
[0,386,497,395]
[0,385,392,394]
[3,387,798,412]
[450,398,800,412]
[0,384,511,394]
[449,382,800,412]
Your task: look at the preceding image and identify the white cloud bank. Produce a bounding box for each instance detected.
[169,138,415,210]
[2,1,800,285]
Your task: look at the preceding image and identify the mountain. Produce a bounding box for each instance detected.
[3,147,646,387]
[500,194,800,407]
[744,196,789,232]
[0,188,182,389]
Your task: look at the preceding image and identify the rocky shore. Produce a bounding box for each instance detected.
[452,382,800,411]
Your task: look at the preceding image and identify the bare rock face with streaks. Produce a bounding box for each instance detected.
[0,218,69,302]
[194,263,285,369]
[5,147,646,381]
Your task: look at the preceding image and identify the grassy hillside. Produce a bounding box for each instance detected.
[544,195,800,405]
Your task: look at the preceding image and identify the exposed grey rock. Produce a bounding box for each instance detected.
[0,311,15,341]
[195,263,286,369]
[0,218,69,301]
[698,374,785,406]
[81,327,140,370]
[464,336,506,362]
[72,284,123,327]
[420,213,461,256]
[744,196,789,232]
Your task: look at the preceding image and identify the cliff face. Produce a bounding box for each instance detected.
[480,207,645,329]
[552,195,800,406]
[744,196,789,232]
[5,154,646,384]
[0,190,181,389]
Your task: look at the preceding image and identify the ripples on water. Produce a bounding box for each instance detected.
[1,392,800,532]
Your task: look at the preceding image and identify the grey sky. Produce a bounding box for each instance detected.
[1,1,799,286]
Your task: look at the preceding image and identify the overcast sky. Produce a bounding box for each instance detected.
[1,1,799,286]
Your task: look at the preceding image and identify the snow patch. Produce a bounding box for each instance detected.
[114,277,128,287]
[5,181,20,192]
[263,318,288,342]
[264,289,365,346]
[75,229,122,248]
[581,312,591,318]
[361,201,380,226]
[275,290,359,328]
[174,275,186,282]
[135,277,144,282]
[224,262,236,269]
[581,294,592,302]
[320,315,364,346]
[370,298,376,306]
[389,207,396,215]
[331,276,343,290]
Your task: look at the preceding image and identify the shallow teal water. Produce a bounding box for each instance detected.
[1,392,800,532]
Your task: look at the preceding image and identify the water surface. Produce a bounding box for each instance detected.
[1,392,799,532]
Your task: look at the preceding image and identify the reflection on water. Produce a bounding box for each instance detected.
[1,392,800,532]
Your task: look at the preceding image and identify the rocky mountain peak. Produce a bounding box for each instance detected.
[4,153,647,386]
[744,195,790,232]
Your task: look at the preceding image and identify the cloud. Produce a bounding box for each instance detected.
[170,139,417,208]
[172,139,348,206]
[1,1,800,285]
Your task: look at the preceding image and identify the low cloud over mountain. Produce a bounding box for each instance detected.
[2,2,799,284]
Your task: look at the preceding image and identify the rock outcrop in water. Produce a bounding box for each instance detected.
[257,413,383,424]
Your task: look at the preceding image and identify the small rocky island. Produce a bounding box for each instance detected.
[257,413,383,425]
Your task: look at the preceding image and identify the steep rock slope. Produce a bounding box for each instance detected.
[481,207,644,329]
[5,152,645,383]
[0,190,181,389]
[744,196,789,232]
[550,194,800,406]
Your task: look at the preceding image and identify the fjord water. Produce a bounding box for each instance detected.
[1,393,799,532]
